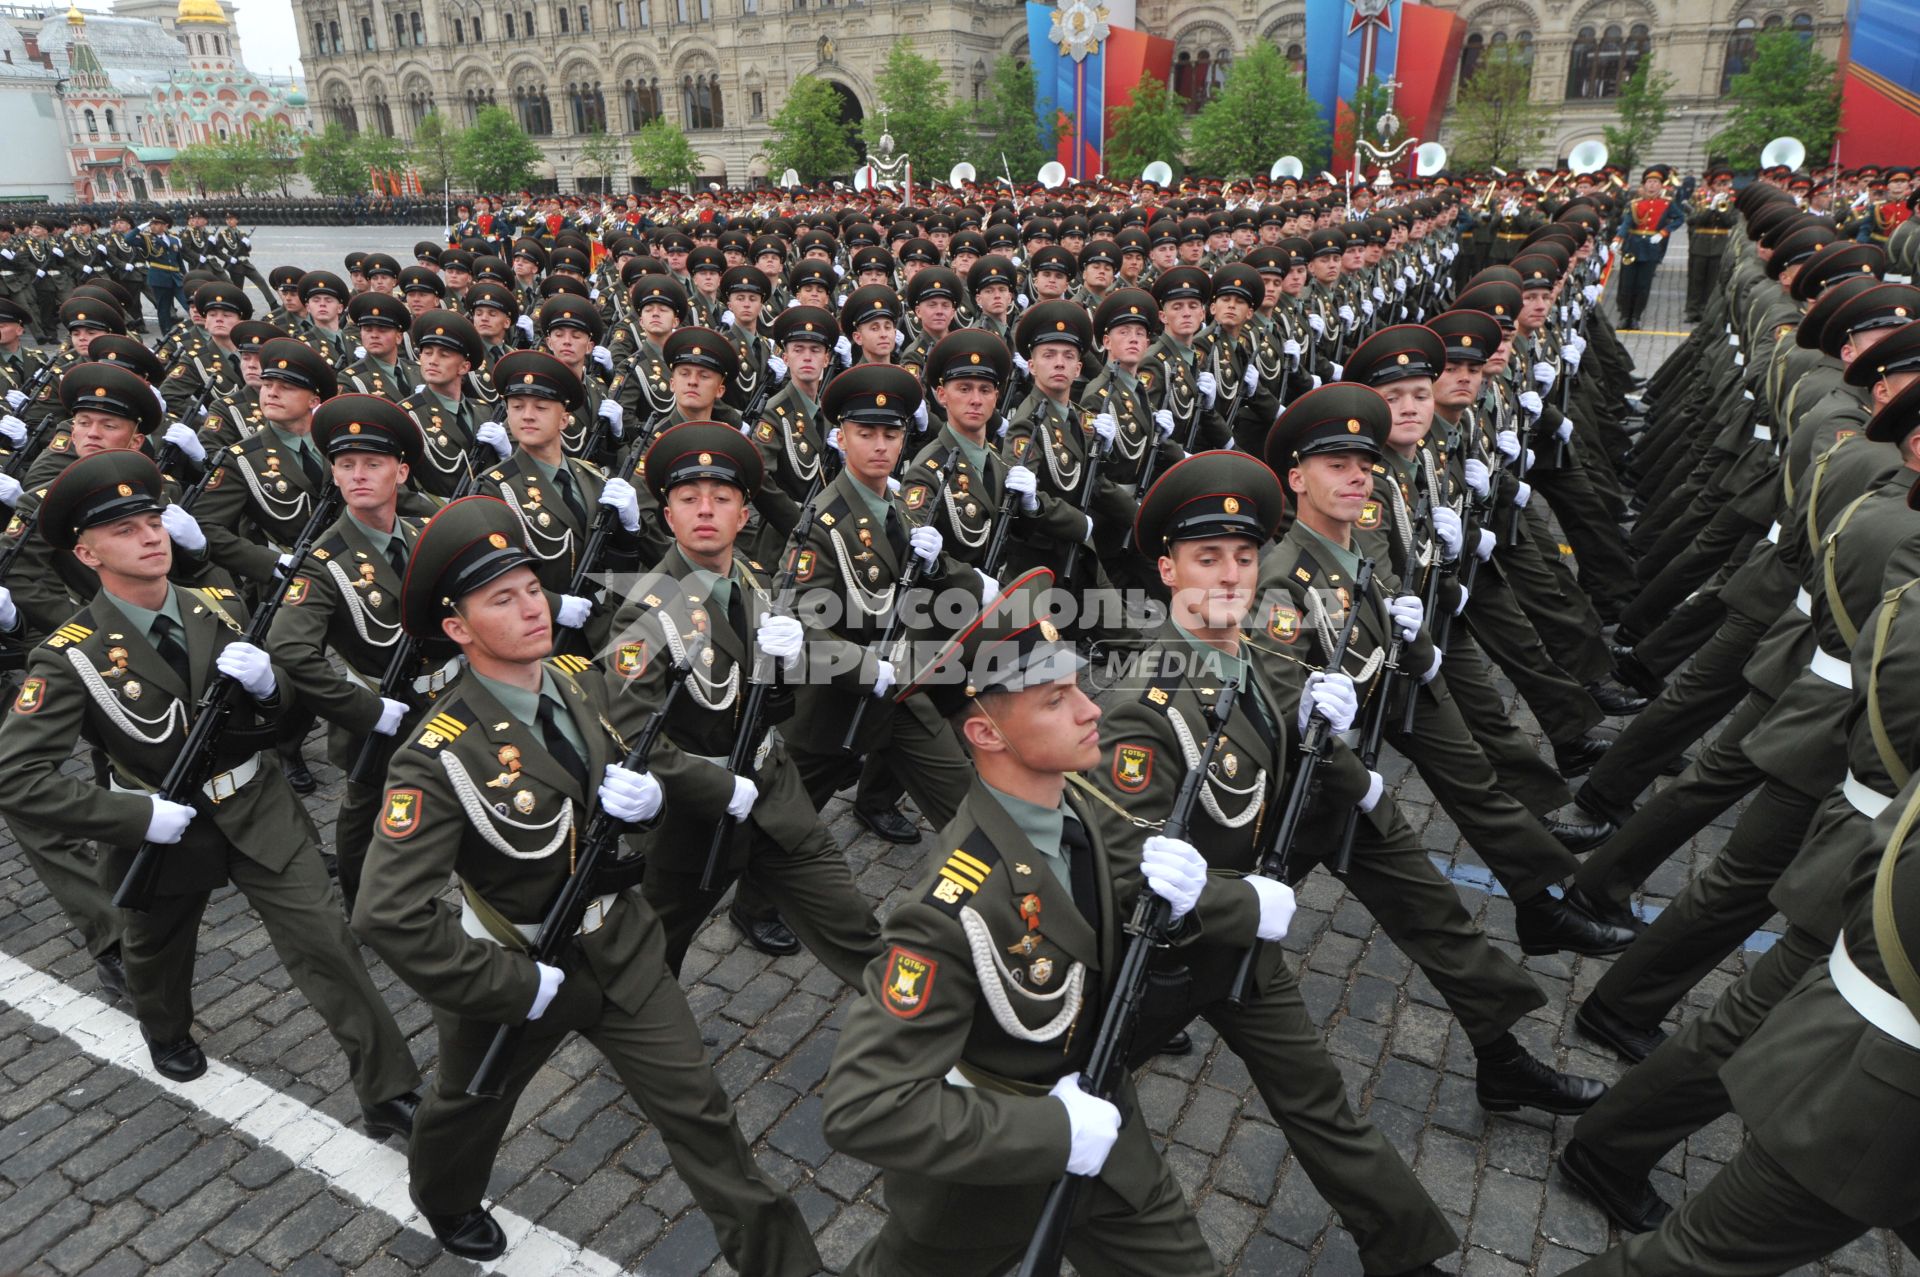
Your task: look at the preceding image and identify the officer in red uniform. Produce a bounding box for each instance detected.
[1613,165,1684,330]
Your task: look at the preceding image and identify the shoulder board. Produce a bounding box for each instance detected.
[312,546,332,561]
[1371,462,1387,474]
[1289,551,1318,585]
[487,469,505,481]
[45,620,93,649]
[549,653,592,676]
[924,829,1000,915]
[1138,681,1172,708]
[575,458,606,478]
[198,587,238,600]
[414,707,470,750]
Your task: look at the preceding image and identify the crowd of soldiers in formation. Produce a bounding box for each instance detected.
[0,163,1916,1277]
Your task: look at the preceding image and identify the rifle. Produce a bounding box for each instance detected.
[839,450,961,752]
[1,360,62,478]
[1401,544,1444,737]
[113,482,346,911]
[1226,558,1371,1005]
[1014,674,1241,1277]
[1058,411,1108,591]
[697,486,824,893]
[465,652,694,1100]
[1332,617,1401,876]
[554,433,645,638]
[343,437,498,787]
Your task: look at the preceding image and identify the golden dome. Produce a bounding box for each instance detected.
[66,4,84,24]
[176,0,229,24]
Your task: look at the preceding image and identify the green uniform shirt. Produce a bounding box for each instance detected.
[983,781,1079,894]
[266,422,324,475]
[103,584,186,645]
[468,668,587,761]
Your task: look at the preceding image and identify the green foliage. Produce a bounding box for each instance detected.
[251,120,304,197]
[630,118,702,191]
[969,58,1052,183]
[1104,75,1186,181]
[1603,58,1674,176]
[576,127,630,194]
[761,75,858,183]
[1186,40,1328,179]
[1449,44,1546,172]
[410,110,464,194]
[301,122,369,198]
[454,106,544,194]
[1710,29,1842,169]
[862,40,970,180]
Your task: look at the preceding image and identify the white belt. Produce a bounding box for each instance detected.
[1764,520,1781,545]
[1891,274,1915,285]
[1795,587,1813,616]
[414,657,461,695]
[460,892,615,945]
[1809,646,1853,688]
[109,752,263,805]
[1844,769,1894,819]
[1830,933,1920,1049]
[1753,423,1772,441]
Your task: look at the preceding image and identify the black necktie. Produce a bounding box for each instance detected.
[150,615,191,689]
[534,695,589,793]
[385,535,409,583]
[296,442,323,490]
[1059,816,1100,928]
[714,583,748,649]
[555,467,589,527]
[884,507,908,566]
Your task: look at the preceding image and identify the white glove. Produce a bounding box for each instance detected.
[1282,338,1302,359]
[1141,834,1207,923]
[1307,312,1325,336]
[1006,463,1040,513]
[1091,412,1117,446]
[1388,594,1424,642]
[871,657,896,699]
[353,345,366,360]
[726,775,759,820]
[0,474,18,509]
[0,583,15,630]
[768,354,788,382]
[913,400,928,430]
[1298,670,1357,734]
[162,421,206,464]
[477,420,512,460]
[374,697,407,736]
[824,427,843,458]
[1246,875,1297,942]
[597,397,625,438]
[977,571,1000,605]
[527,962,563,1020]
[756,613,804,667]
[1518,390,1544,418]
[1463,457,1490,498]
[1371,285,1386,303]
[1050,1073,1120,1177]
[1361,299,1376,319]
[887,476,902,496]
[1474,527,1497,561]
[598,476,641,532]
[1564,344,1583,372]
[1532,361,1557,390]
[1242,362,1259,394]
[556,594,592,629]
[0,414,24,448]
[1394,276,1408,295]
[1514,481,1532,508]
[515,314,536,341]
[1195,370,1218,408]
[599,763,664,823]
[1582,283,1600,305]
[1153,408,1175,439]
[4,389,26,411]
[1422,647,1445,684]
[1329,362,1344,381]
[33,269,43,279]
[1454,583,1471,614]
[1016,293,1030,308]
[1494,429,1520,461]
[275,552,297,577]
[1338,304,1356,325]
[1570,303,1584,325]
[894,329,909,354]
[1013,352,1030,376]
[720,310,737,327]
[909,523,943,569]
[832,262,846,278]
[834,334,853,363]
[143,795,195,845]
[1357,769,1384,814]
[215,640,276,700]
[591,344,614,375]
[1431,505,1462,560]
[160,503,205,552]
[1555,417,1573,443]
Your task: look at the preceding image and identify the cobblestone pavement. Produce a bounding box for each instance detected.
[1,226,1913,1276]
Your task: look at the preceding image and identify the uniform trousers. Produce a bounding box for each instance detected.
[6,818,121,959]
[1437,628,1575,815]
[1462,566,1604,748]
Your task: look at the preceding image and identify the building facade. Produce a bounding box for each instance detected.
[293,0,1850,191]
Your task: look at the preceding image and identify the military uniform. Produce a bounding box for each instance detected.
[1685,179,1738,323]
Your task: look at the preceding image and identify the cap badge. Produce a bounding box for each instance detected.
[1223,496,1241,514]
[487,532,508,549]
[876,393,888,407]
[699,451,714,464]
[522,373,535,383]
[969,352,981,363]
[1396,353,1409,364]
[94,387,106,396]
[116,483,132,496]
[1039,618,1060,641]
[1347,418,1362,433]
[348,423,362,433]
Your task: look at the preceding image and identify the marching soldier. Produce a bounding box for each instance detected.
[342,290,421,400]
[350,494,819,1271]
[396,309,495,498]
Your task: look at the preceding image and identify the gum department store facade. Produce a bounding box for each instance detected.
[293,0,1850,192]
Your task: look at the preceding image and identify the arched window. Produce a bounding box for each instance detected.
[1793,11,1814,37]
[580,5,591,30]
[361,16,375,49]
[472,13,483,38]
[1721,16,1758,93]
[1565,25,1596,97]
[196,33,206,53]
[453,17,464,42]
[84,108,97,136]
[1517,29,1535,64]
[570,81,607,132]
[394,13,407,44]
[411,12,424,43]
[329,20,341,52]
[558,6,570,31]
[1286,42,1304,76]
[710,74,724,126]
[505,12,515,36]
[514,84,552,134]
[312,20,326,51]
[213,34,222,54]
[524,9,535,33]
[373,96,395,135]
[1459,32,1484,83]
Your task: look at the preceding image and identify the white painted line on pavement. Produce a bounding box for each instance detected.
[0,951,637,1276]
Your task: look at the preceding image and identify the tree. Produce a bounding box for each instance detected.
[631,117,701,191]
[303,122,370,197]
[353,131,408,194]
[761,75,858,183]
[1603,58,1674,176]
[969,58,1051,183]
[1449,44,1547,172]
[862,40,970,181]
[169,140,233,196]
[1186,40,1328,179]
[576,127,629,195]
[1104,76,1186,181]
[252,119,304,197]
[411,110,464,195]
[1710,28,1842,169]
[455,105,543,194]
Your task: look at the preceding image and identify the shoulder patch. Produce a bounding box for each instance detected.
[380,787,423,839]
[13,675,44,714]
[1112,743,1153,793]
[282,576,309,605]
[880,945,938,1019]
[1269,603,1300,643]
[903,484,927,510]
[756,421,775,441]
[615,641,647,678]
[792,548,817,580]
[1357,500,1382,530]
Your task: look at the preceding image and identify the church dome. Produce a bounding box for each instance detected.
[176,0,228,25]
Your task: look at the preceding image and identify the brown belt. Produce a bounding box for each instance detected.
[1693,228,1731,235]
[1494,232,1527,240]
